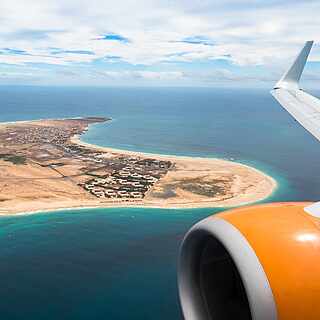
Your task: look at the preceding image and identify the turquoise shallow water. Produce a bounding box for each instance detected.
[1,86,320,319]
[0,207,218,319]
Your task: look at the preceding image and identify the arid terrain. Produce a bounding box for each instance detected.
[0,118,276,214]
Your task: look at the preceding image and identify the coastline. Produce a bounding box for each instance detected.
[72,134,278,191]
[0,119,277,215]
[0,192,275,217]
[0,202,220,217]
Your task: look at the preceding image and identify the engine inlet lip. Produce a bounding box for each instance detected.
[177,217,277,320]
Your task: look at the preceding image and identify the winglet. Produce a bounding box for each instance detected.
[274,41,314,91]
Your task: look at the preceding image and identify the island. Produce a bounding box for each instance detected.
[0,117,277,215]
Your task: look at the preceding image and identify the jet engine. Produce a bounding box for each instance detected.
[178,202,320,320]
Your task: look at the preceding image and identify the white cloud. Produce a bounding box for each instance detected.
[100,70,184,81]
[0,0,320,86]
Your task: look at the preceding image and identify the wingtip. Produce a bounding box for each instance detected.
[274,41,314,91]
[305,40,314,51]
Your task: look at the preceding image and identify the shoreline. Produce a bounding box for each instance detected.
[0,195,273,217]
[0,118,278,216]
[72,134,278,190]
[0,203,221,217]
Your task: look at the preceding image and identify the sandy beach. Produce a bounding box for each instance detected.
[0,118,277,215]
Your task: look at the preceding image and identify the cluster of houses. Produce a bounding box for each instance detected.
[7,126,72,146]
[3,124,100,162]
[83,159,172,200]
[84,171,159,199]
[62,143,106,163]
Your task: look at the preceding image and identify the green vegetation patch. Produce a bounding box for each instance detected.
[179,178,229,197]
[181,183,225,197]
[0,153,27,165]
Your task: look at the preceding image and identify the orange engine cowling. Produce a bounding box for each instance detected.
[178,202,320,320]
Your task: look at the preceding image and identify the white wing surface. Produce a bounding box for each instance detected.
[270,41,320,142]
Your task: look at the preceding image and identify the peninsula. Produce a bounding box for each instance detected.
[0,118,276,215]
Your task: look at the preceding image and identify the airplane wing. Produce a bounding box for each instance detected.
[271,40,320,216]
[270,41,320,142]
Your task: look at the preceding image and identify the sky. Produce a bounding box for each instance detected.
[0,0,320,87]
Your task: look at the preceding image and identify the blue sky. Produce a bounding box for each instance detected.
[0,0,319,87]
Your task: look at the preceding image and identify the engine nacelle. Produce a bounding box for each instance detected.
[178,202,320,320]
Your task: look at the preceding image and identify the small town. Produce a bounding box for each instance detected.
[83,157,171,199]
[0,118,172,202]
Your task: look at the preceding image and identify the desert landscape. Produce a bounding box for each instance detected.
[0,118,276,214]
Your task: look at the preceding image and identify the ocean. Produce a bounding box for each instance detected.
[0,85,320,319]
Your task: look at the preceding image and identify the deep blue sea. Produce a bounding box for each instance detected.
[0,86,320,319]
